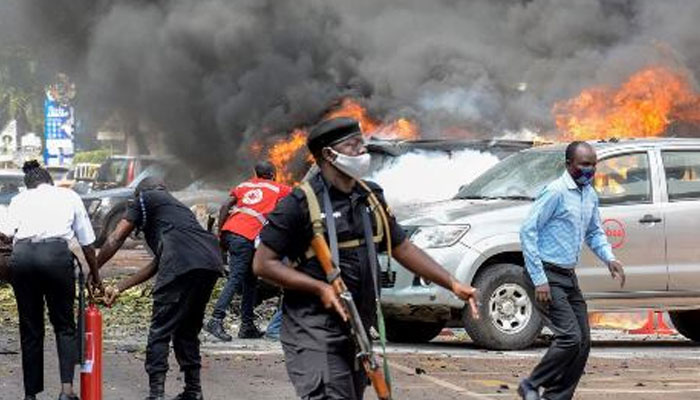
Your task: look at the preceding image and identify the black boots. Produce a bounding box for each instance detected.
[238,322,264,339]
[173,368,203,400]
[145,373,166,400]
[204,318,232,342]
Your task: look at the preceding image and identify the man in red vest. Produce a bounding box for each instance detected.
[205,161,292,340]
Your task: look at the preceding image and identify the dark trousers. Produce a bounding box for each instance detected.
[145,269,217,376]
[283,343,367,400]
[10,241,77,396]
[527,265,590,400]
[212,232,257,325]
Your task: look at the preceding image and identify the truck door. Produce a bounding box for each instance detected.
[660,150,700,291]
[578,150,667,293]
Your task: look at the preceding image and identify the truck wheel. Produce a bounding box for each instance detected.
[464,263,542,350]
[385,318,445,343]
[669,310,700,341]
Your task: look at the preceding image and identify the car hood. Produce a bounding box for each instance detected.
[81,187,134,201]
[395,198,531,226]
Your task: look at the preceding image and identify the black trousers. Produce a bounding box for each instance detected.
[145,269,217,376]
[10,240,77,396]
[527,265,590,400]
[283,343,367,400]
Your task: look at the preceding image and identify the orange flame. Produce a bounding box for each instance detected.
[260,98,421,183]
[267,129,311,184]
[589,312,648,331]
[325,98,419,140]
[553,66,700,140]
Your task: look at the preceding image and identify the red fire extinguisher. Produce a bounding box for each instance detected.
[81,303,103,400]
[77,261,103,400]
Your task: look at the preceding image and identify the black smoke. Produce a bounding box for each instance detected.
[2,0,700,172]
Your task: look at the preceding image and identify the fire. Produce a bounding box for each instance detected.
[553,66,700,140]
[589,312,647,331]
[261,98,421,183]
[325,98,419,140]
[267,129,312,184]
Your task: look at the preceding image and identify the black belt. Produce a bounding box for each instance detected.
[16,237,67,245]
[543,262,575,276]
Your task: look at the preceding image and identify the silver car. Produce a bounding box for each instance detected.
[381,138,700,350]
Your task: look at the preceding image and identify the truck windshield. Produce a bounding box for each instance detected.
[456,151,565,200]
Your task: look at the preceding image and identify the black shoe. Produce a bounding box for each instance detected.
[24,396,37,400]
[205,318,232,342]
[173,392,204,400]
[238,323,264,339]
[518,379,540,400]
[145,373,166,400]
[57,394,79,400]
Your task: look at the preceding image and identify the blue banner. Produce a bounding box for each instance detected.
[43,95,74,167]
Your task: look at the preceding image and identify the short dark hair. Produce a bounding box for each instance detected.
[22,160,53,189]
[135,176,166,197]
[255,161,276,180]
[565,141,592,163]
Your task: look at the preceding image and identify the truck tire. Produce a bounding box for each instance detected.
[669,310,700,341]
[464,263,542,350]
[385,318,445,344]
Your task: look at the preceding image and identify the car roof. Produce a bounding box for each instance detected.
[108,154,173,161]
[0,169,25,177]
[526,137,700,154]
[367,138,537,156]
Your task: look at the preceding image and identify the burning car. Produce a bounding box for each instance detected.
[381,138,700,350]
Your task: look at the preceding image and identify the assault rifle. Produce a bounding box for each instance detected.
[309,234,391,400]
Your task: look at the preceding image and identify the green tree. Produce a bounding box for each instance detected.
[0,44,44,134]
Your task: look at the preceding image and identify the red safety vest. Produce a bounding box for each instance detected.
[221,178,292,241]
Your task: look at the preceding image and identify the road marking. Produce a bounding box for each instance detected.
[578,388,700,394]
[388,360,495,400]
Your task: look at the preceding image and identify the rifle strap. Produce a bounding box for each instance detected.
[321,185,340,267]
[299,182,341,283]
[361,206,392,392]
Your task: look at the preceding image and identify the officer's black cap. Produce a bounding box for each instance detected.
[307,117,362,153]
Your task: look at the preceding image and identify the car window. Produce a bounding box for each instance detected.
[96,158,129,185]
[0,176,23,195]
[594,152,651,206]
[661,150,700,201]
[456,151,564,200]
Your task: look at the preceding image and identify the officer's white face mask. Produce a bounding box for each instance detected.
[326,148,371,178]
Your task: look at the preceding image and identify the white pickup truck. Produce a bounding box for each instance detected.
[382,138,700,350]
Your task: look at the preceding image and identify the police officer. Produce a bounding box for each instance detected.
[253,117,479,400]
[96,176,223,400]
[2,160,102,400]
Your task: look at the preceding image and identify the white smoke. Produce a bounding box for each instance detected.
[368,149,499,207]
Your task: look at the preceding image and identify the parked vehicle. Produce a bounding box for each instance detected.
[0,170,25,205]
[92,155,168,191]
[81,162,228,246]
[381,138,700,349]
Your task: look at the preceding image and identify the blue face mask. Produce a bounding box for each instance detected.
[573,166,596,187]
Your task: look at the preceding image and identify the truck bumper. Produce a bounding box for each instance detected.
[380,244,482,320]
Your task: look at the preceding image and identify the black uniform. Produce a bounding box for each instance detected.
[259,173,406,400]
[125,188,223,377]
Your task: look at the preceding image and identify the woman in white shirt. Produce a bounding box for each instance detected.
[2,160,103,400]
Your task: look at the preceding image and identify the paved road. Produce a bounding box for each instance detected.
[2,331,700,400]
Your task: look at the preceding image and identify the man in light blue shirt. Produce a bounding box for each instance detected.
[518,141,625,400]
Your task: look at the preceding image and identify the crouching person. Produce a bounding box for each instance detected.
[97,177,224,400]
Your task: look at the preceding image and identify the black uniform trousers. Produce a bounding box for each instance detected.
[10,240,78,396]
[145,269,218,376]
[283,342,367,400]
[527,264,590,400]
